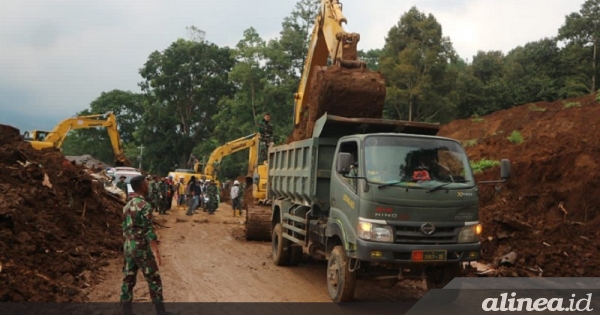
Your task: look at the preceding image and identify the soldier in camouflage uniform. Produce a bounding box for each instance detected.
[116,175,128,193]
[258,113,273,164]
[120,175,173,315]
[157,178,167,215]
[206,179,218,215]
[151,176,160,213]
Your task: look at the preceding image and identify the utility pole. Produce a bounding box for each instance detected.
[138,145,144,171]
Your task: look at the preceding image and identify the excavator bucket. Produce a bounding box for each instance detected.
[289,65,386,142]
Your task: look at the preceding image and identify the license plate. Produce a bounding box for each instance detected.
[412,250,447,262]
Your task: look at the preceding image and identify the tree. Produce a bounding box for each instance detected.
[358,49,382,71]
[558,0,600,92]
[379,7,458,122]
[138,28,236,174]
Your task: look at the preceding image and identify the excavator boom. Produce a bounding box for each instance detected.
[289,0,386,141]
[24,112,131,167]
[196,133,260,181]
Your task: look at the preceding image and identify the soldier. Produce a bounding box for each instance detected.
[206,179,218,215]
[116,175,128,194]
[258,113,273,164]
[157,178,167,215]
[151,176,161,213]
[120,175,173,315]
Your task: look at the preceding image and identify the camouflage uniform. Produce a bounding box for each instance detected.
[120,193,164,304]
[157,180,167,214]
[116,180,127,193]
[258,118,273,164]
[206,182,218,214]
[150,180,160,212]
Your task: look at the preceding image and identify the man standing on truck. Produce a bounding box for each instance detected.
[120,175,173,315]
[258,113,273,164]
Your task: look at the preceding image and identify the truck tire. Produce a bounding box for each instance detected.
[272,223,291,266]
[425,263,461,303]
[327,246,357,302]
[288,246,302,266]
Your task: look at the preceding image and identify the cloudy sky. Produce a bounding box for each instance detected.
[0,0,585,132]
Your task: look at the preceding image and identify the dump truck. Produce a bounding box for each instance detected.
[266,114,510,302]
[245,0,387,241]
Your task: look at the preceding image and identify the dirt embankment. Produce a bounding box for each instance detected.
[439,94,600,277]
[0,125,124,302]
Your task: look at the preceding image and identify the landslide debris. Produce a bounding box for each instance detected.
[0,125,123,301]
[439,94,600,277]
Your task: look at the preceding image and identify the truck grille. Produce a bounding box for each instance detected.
[394,225,459,244]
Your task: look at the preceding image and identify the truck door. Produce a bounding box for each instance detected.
[330,140,361,240]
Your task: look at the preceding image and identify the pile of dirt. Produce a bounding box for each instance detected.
[439,94,600,276]
[288,66,386,142]
[0,125,124,301]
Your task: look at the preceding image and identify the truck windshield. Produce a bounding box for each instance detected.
[363,135,474,188]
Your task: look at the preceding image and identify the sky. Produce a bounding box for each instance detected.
[0,0,586,132]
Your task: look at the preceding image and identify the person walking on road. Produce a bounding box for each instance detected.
[176,176,186,209]
[206,180,218,215]
[120,175,173,315]
[230,180,242,217]
[185,176,198,216]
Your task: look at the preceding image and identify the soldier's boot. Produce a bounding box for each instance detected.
[238,210,243,217]
[121,301,136,315]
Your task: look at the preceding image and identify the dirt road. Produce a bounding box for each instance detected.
[87,202,426,302]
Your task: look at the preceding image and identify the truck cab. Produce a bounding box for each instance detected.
[268,114,510,302]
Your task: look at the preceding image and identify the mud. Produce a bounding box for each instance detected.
[87,203,427,302]
[288,66,386,142]
[0,125,123,301]
[439,94,600,277]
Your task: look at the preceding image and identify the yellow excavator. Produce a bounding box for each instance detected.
[22,112,131,166]
[169,133,261,188]
[245,0,387,240]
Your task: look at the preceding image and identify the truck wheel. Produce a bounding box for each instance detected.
[288,246,302,266]
[425,263,461,303]
[272,223,290,266]
[327,246,356,302]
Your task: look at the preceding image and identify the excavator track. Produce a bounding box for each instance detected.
[243,185,272,241]
[289,66,386,142]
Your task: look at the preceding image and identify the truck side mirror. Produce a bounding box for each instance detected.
[336,152,353,175]
[500,159,510,180]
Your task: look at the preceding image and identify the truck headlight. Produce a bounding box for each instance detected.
[458,223,482,243]
[358,220,393,243]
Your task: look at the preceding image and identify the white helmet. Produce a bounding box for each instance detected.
[179,175,184,179]
[234,180,240,185]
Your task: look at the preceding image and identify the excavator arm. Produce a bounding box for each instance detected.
[291,0,386,140]
[201,133,260,180]
[25,112,131,167]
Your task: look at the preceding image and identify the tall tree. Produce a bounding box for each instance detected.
[379,7,458,122]
[558,0,600,92]
[138,28,236,174]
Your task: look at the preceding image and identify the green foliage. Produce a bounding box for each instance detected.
[507,130,524,144]
[379,6,458,123]
[596,92,600,102]
[470,159,501,174]
[528,103,547,111]
[69,0,600,176]
[564,101,581,108]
